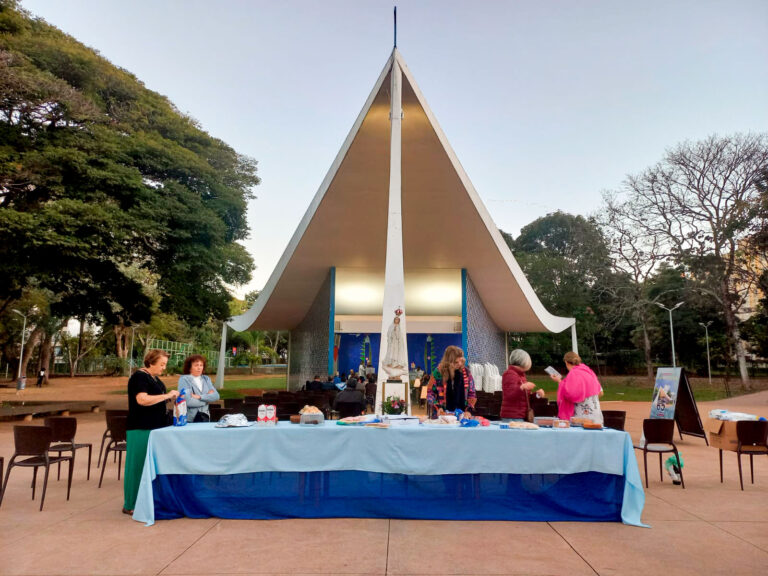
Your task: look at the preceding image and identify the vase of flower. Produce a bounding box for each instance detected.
[382,395,404,415]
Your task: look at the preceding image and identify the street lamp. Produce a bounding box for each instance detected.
[699,321,713,386]
[655,301,684,368]
[11,309,27,383]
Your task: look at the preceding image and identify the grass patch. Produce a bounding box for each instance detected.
[108,373,761,404]
[109,375,287,399]
[215,377,286,399]
[526,375,750,403]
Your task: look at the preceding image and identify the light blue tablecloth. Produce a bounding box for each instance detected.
[134,422,645,526]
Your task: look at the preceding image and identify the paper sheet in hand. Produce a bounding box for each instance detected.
[544,366,562,379]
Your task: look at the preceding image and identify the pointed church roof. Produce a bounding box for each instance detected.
[229,49,574,334]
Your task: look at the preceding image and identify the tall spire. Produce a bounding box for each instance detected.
[376,54,409,413]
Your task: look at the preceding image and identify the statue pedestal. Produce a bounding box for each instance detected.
[381,378,410,416]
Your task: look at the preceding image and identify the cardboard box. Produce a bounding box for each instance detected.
[705,418,739,451]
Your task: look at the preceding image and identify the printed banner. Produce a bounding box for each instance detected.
[650,367,682,419]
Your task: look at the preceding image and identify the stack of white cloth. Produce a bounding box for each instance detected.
[484,363,502,392]
[469,363,485,392]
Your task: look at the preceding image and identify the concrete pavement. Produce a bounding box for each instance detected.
[0,388,766,575]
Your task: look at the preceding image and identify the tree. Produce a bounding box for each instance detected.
[502,212,614,365]
[609,134,768,389]
[60,322,106,377]
[600,193,669,381]
[0,2,259,342]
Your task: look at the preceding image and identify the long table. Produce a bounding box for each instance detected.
[133,422,646,526]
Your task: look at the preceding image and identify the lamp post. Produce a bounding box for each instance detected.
[699,321,713,386]
[12,309,27,383]
[655,301,684,368]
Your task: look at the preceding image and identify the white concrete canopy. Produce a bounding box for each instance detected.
[228,49,575,335]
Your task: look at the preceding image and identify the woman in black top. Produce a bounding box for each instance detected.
[122,349,178,515]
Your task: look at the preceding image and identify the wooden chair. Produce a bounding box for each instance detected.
[98,415,127,488]
[533,403,558,418]
[44,417,93,481]
[633,419,685,489]
[223,398,245,410]
[96,409,128,469]
[0,426,74,511]
[720,421,768,490]
[419,385,428,407]
[239,404,261,421]
[209,406,232,422]
[335,401,365,419]
[530,396,548,409]
[602,410,627,431]
[277,402,300,421]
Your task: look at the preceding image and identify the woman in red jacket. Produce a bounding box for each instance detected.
[501,349,542,421]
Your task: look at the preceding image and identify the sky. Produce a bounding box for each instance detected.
[21,0,768,297]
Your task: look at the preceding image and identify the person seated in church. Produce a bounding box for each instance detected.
[365,374,377,412]
[346,374,359,390]
[306,375,323,392]
[333,382,366,417]
[426,346,476,419]
[322,375,336,391]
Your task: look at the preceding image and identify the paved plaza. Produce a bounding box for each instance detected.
[0,383,766,575]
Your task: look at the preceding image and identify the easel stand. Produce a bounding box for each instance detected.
[381,377,410,415]
[650,367,708,445]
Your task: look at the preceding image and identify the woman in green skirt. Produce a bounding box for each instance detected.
[123,349,178,515]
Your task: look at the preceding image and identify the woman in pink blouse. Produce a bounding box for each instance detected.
[549,351,603,425]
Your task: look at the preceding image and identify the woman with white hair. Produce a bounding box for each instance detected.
[501,349,542,422]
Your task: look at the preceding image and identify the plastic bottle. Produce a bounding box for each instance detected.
[174,388,188,426]
[664,453,683,485]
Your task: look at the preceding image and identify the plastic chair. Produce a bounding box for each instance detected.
[633,419,685,489]
[44,417,93,481]
[720,420,768,490]
[98,415,127,488]
[602,410,627,431]
[0,426,74,511]
[96,409,128,469]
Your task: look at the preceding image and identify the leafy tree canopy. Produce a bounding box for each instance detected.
[0,1,258,326]
[505,211,611,315]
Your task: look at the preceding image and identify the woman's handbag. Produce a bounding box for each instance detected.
[193,410,210,423]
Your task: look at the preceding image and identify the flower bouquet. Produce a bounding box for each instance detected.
[382,395,405,415]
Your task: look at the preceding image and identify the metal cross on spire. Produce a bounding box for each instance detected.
[394,6,397,48]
